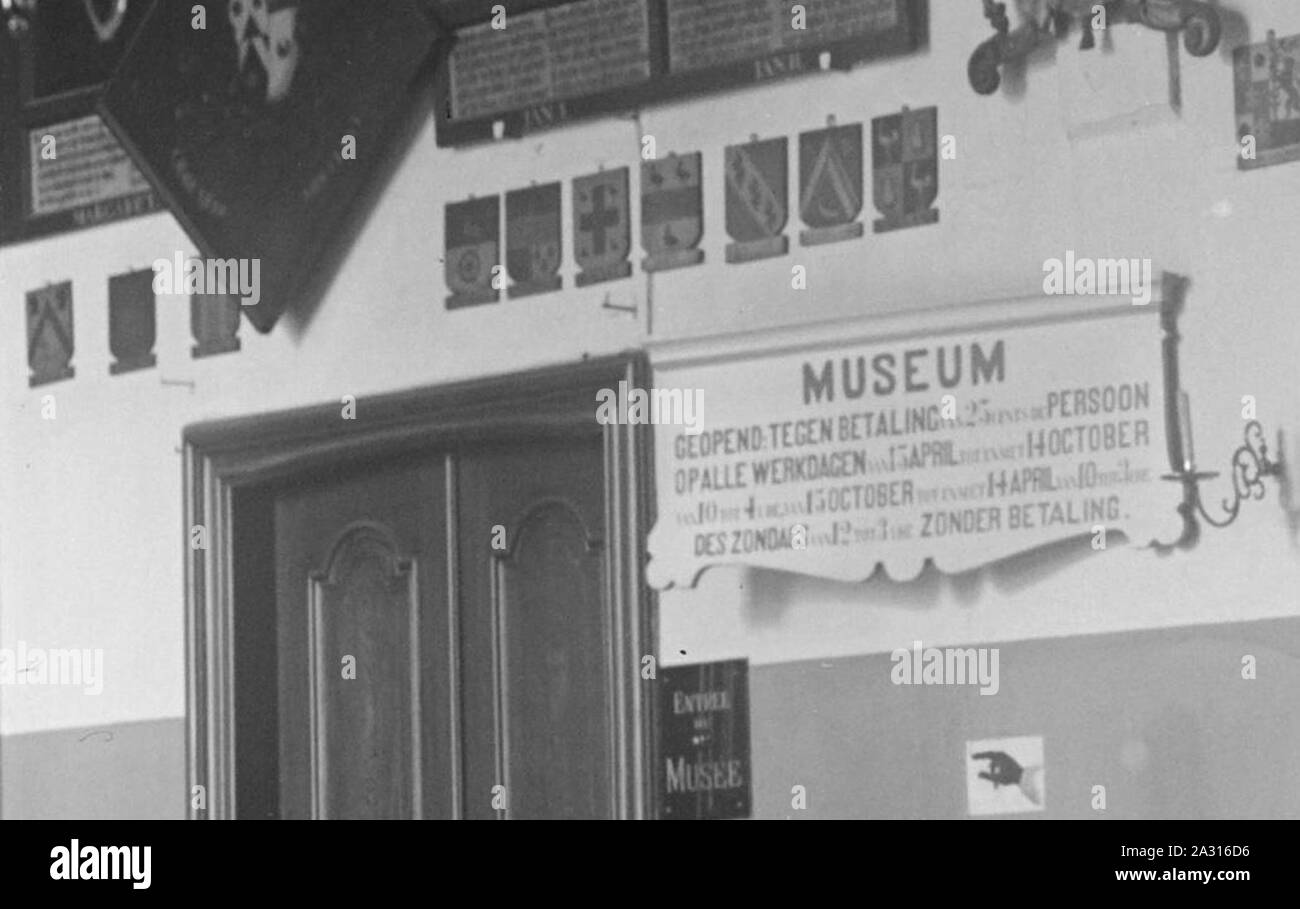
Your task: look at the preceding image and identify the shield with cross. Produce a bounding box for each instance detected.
[27,282,75,388]
[872,106,939,233]
[574,168,632,287]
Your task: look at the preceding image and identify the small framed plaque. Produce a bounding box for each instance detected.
[659,659,752,820]
[1234,30,1300,171]
[0,0,160,246]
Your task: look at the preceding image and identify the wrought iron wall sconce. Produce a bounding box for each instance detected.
[1161,422,1287,550]
[969,0,1222,95]
[1156,276,1289,551]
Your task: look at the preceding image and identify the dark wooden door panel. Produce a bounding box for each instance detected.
[501,500,610,818]
[275,459,453,819]
[456,437,613,819]
[309,524,419,818]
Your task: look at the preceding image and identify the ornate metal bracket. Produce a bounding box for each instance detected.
[1161,422,1287,549]
[1149,274,1290,551]
[969,0,1222,96]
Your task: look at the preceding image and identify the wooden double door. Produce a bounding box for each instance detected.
[273,439,616,819]
[201,360,654,820]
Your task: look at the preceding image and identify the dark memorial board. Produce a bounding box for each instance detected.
[1,0,161,245]
[98,1,445,333]
[435,0,925,146]
[659,659,752,820]
[667,0,904,72]
[447,0,652,123]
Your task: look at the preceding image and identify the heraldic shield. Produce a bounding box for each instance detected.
[873,106,939,233]
[574,168,632,287]
[27,282,75,388]
[641,153,704,272]
[725,136,789,263]
[799,121,865,246]
[445,195,500,309]
[191,292,243,359]
[108,268,157,375]
[506,183,563,298]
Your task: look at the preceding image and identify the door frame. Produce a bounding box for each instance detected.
[182,353,657,819]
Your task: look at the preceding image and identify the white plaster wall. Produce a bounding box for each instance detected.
[658,1,1300,668]
[1,0,1298,741]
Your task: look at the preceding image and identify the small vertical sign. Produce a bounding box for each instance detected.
[660,659,751,820]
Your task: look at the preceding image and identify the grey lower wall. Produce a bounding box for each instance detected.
[749,616,1300,819]
[1,717,185,820]
[5,617,1299,819]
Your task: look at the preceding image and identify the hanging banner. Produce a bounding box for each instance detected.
[646,290,1187,589]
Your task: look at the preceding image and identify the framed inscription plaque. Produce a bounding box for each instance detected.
[433,0,927,147]
[659,659,751,820]
[98,0,446,332]
[0,0,160,245]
